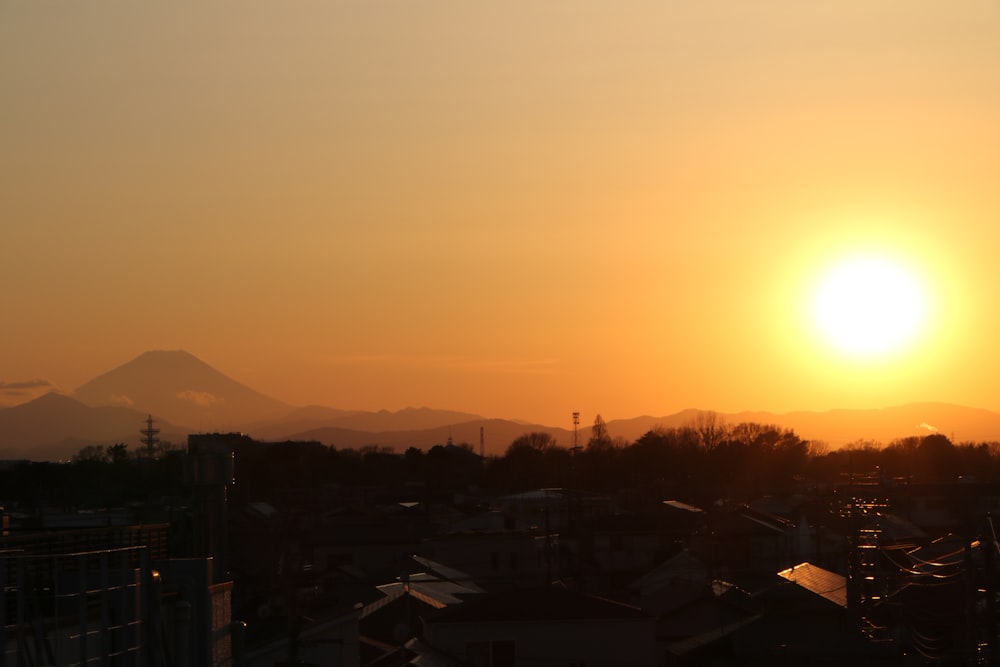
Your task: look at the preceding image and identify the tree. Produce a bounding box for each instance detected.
[917,433,957,481]
[107,443,129,465]
[507,432,559,455]
[730,422,784,449]
[690,411,728,451]
[73,444,109,463]
[588,414,614,451]
[489,433,566,491]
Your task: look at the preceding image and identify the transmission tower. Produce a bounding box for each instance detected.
[140,414,160,459]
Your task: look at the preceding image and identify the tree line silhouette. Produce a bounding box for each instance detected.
[3,416,1000,513]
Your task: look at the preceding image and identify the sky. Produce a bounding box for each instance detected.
[2,1,1000,427]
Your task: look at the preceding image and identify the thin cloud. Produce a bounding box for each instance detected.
[109,394,135,407]
[177,390,222,407]
[0,379,56,406]
[918,422,939,433]
[322,353,563,375]
[461,358,565,376]
[0,379,54,391]
[0,388,32,402]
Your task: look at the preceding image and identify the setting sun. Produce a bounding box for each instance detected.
[809,254,929,359]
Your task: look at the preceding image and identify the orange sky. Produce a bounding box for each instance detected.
[2,2,999,426]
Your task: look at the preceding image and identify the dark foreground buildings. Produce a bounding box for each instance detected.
[4,431,1000,665]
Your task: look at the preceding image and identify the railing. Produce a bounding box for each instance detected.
[1,546,149,667]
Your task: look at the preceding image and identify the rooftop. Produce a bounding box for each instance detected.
[428,585,649,624]
[776,562,847,608]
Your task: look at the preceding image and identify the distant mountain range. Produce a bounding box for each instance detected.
[0,392,187,461]
[3,350,1000,461]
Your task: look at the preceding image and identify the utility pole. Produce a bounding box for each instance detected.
[984,515,999,666]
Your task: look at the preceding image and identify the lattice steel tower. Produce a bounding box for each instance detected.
[140,414,160,459]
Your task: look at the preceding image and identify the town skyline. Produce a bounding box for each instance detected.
[4,3,1000,428]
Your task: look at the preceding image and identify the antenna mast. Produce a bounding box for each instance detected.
[572,412,581,452]
[140,414,160,459]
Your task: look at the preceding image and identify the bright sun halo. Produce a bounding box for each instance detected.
[810,254,928,359]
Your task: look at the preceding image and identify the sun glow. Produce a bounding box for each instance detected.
[809,253,929,359]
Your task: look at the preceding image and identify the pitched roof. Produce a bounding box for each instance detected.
[411,555,485,592]
[428,586,649,624]
[776,562,847,608]
[630,549,710,595]
[667,614,761,656]
[662,500,704,514]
